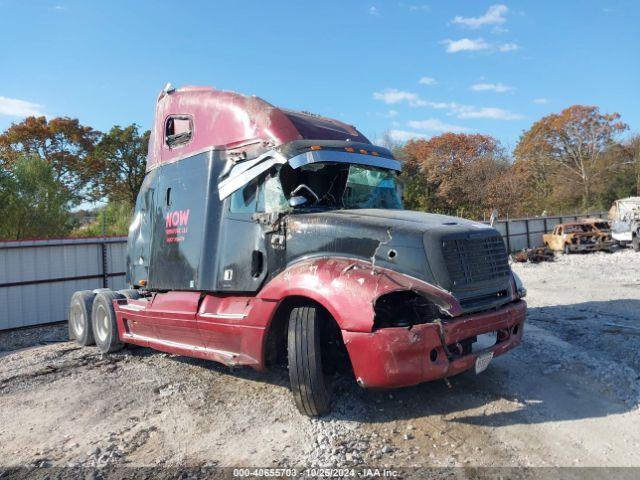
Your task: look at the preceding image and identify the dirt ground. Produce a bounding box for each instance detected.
[1,249,640,477]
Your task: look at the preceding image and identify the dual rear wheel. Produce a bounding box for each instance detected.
[68,289,139,353]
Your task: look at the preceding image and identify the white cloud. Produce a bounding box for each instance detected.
[498,42,519,52]
[453,106,522,120]
[373,89,422,106]
[441,38,490,53]
[372,89,450,108]
[373,89,459,109]
[453,4,508,29]
[387,130,429,142]
[407,119,470,133]
[491,25,509,34]
[373,89,521,121]
[533,98,549,104]
[368,6,379,16]
[387,109,398,118]
[418,76,437,85]
[0,96,45,117]
[408,4,430,12]
[471,82,514,93]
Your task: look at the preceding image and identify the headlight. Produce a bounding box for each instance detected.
[511,271,527,299]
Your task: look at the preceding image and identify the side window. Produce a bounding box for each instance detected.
[558,227,563,235]
[165,115,193,148]
[229,178,259,213]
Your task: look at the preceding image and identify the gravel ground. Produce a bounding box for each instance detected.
[1,249,640,477]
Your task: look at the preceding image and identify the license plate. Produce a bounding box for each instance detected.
[475,352,494,374]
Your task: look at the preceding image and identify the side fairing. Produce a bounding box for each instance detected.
[127,150,227,291]
[126,169,158,288]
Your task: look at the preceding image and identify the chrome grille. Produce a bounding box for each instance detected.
[442,235,510,287]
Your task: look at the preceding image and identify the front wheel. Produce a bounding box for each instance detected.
[564,244,571,255]
[632,236,640,252]
[287,305,331,416]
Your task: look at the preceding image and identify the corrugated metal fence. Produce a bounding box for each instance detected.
[0,237,127,330]
[0,211,609,330]
[491,212,608,253]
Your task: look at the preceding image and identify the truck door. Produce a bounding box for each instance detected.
[216,176,269,291]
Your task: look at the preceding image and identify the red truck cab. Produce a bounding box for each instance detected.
[69,84,526,416]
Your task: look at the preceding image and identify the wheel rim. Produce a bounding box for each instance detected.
[95,304,109,343]
[70,304,85,336]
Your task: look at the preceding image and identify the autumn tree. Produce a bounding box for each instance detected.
[87,124,150,206]
[0,116,100,202]
[514,105,628,210]
[400,133,511,218]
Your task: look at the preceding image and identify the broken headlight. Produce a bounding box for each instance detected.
[510,271,527,299]
[373,290,446,330]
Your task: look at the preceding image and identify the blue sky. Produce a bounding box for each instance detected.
[0,0,638,151]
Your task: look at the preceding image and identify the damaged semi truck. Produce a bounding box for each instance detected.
[69,85,527,416]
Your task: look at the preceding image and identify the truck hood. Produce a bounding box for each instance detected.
[285,209,513,311]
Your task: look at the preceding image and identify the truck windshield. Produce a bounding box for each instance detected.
[342,165,402,209]
[276,162,403,211]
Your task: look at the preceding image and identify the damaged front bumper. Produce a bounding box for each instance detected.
[342,299,526,388]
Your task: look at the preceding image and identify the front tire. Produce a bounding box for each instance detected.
[287,305,331,416]
[92,291,125,354]
[564,244,571,255]
[632,235,640,252]
[69,291,96,346]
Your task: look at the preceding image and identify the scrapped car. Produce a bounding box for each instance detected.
[609,197,640,251]
[543,221,613,254]
[68,85,527,416]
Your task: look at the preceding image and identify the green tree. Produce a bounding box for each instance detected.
[87,124,150,207]
[72,200,132,237]
[0,156,75,240]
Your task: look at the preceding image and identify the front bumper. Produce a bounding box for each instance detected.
[342,300,526,388]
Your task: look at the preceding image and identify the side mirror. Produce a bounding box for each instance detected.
[288,195,308,208]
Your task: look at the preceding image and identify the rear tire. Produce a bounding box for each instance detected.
[632,236,640,252]
[118,289,141,300]
[92,291,125,354]
[287,305,331,416]
[69,291,96,346]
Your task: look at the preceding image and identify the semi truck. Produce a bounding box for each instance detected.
[69,84,527,416]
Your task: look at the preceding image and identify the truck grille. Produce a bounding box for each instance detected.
[442,235,510,287]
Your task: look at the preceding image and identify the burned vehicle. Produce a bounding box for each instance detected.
[609,197,640,251]
[543,221,613,254]
[68,85,526,416]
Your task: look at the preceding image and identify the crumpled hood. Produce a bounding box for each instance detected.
[285,208,502,288]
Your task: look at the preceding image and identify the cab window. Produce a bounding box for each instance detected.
[165,115,193,147]
[229,178,259,213]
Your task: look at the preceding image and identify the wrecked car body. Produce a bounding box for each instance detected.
[609,197,640,251]
[543,222,613,254]
[68,85,526,416]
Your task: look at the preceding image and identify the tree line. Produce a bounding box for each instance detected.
[394,105,638,219]
[0,105,637,240]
